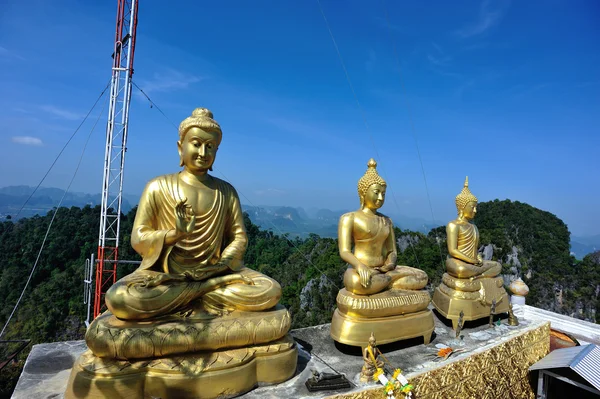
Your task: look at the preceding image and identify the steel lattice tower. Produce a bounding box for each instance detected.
[93,0,139,319]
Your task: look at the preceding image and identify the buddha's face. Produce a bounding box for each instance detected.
[178,127,220,173]
[363,184,386,210]
[462,201,477,220]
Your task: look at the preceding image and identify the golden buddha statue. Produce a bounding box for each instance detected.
[66,108,297,399]
[432,177,509,329]
[360,332,385,382]
[330,159,434,347]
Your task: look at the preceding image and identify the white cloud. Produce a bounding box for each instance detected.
[12,136,43,146]
[456,0,510,38]
[426,43,462,78]
[40,105,84,121]
[136,68,203,96]
[0,46,25,60]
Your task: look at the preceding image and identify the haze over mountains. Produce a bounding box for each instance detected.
[0,185,597,258]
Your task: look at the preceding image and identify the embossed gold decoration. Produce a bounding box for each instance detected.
[432,177,509,329]
[66,108,297,399]
[327,322,551,399]
[330,159,434,346]
[66,336,297,399]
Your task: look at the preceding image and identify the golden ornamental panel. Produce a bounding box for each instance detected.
[326,322,550,399]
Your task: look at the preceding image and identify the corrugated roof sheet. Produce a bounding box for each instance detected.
[529,344,600,392]
[571,345,600,391]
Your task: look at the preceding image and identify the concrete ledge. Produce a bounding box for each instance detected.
[522,305,600,344]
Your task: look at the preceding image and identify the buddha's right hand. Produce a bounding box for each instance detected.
[175,198,196,237]
[356,263,372,288]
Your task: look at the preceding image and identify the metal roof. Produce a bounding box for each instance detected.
[529,344,600,392]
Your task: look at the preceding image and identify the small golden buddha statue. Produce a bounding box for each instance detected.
[66,108,297,399]
[432,177,509,329]
[330,159,434,347]
[360,332,385,382]
[508,303,519,326]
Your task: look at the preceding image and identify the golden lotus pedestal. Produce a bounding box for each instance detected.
[65,305,298,399]
[432,273,509,330]
[330,288,434,347]
[65,336,297,399]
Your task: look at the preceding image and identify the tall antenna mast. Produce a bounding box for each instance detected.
[93,0,139,319]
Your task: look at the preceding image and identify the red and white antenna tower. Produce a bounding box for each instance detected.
[93,0,139,319]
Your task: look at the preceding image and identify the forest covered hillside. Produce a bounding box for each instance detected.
[0,200,598,397]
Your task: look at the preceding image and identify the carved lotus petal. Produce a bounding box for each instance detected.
[159,327,192,357]
[123,332,155,359]
[85,327,116,358]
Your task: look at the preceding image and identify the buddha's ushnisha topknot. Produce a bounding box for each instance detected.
[178,108,222,143]
[357,159,386,205]
[455,176,478,213]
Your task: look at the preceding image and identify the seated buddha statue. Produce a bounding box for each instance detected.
[330,159,434,347]
[66,108,297,399]
[432,177,509,330]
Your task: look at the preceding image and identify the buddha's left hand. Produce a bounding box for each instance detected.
[184,264,229,281]
[140,272,187,288]
[378,263,396,273]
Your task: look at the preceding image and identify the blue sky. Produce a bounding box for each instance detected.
[0,0,599,236]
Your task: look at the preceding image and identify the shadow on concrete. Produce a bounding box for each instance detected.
[293,338,311,375]
[433,308,508,330]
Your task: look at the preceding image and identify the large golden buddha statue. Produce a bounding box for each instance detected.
[66,108,297,399]
[432,177,509,329]
[330,159,434,347]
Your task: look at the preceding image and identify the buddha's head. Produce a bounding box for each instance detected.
[369,332,376,346]
[358,159,387,210]
[455,176,478,220]
[177,108,222,173]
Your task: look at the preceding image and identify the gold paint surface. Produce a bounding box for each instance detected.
[326,322,551,399]
[330,308,434,347]
[336,288,430,318]
[70,108,296,398]
[103,108,285,323]
[433,286,509,329]
[86,304,292,360]
[433,177,509,325]
[332,159,434,346]
[338,159,429,296]
[66,335,298,399]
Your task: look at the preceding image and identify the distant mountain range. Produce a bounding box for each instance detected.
[243,205,441,238]
[0,185,136,220]
[571,234,600,260]
[0,185,597,257]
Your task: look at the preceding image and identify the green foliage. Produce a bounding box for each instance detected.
[0,360,24,398]
[395,227,448,290]
[0,205,138,397]
[474,200,588,317]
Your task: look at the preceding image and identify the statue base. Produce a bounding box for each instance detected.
[65,334,298,399]
[432,277,509,330]
[330,308,434,347]
[85,304,292,360]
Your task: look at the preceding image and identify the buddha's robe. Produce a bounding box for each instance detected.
[340,212,428,295]
[446,221,501,279]
[106,173,280,320]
